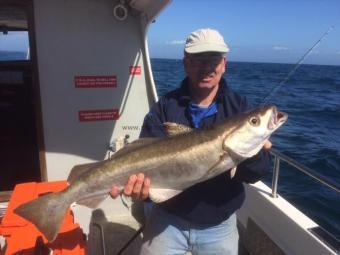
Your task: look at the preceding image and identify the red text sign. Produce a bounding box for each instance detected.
[79,109,119,122]
[74,76,117,88]
[129,66,141,75]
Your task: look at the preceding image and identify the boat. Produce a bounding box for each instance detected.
[0,0,339,254]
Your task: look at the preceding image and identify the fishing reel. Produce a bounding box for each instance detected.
[107,134,130,158]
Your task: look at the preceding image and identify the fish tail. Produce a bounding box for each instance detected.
[14,191,71,242]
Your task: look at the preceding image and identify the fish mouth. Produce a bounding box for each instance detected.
[268,106,288,130]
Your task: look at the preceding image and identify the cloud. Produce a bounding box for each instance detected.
[273,46,289,51]
[166,40,185,45]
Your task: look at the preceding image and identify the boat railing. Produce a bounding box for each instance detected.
[270,148,340,198]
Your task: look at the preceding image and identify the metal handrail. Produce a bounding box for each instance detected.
[269,148,340,198]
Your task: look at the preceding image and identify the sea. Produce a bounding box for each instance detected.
[151,58,340,240]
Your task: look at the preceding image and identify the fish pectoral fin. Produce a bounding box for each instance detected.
[205,153,229,177]
[76,193,108,208]
[222,145,245,165]
[149,188,182,203]
[230,166,237,178]
[67,162,103,184]
[163,122,193,136]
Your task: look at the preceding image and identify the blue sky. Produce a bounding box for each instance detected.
[0,31,29,52]
[1,0,339,65]
[148,0,340,65]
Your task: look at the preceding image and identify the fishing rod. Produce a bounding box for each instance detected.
[261,26,334,105]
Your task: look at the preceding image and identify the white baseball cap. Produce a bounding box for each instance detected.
[184,28,230,54]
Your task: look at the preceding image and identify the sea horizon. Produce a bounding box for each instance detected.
[151,56,340,68]
[1,50,340,67]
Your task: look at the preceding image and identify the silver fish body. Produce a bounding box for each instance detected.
[14,105,287,241]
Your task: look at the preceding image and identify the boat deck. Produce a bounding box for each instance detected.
[86,213,276,255]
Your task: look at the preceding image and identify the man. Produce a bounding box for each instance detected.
[111,28,271,255]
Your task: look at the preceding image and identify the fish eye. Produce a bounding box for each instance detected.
[249,116,260,126]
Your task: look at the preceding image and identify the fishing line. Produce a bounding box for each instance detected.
[260,26,334,105]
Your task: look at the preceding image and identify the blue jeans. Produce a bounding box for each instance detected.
[140,207,239,255]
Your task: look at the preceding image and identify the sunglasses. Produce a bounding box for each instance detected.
[186,53,224,66]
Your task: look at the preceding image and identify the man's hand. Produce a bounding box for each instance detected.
[263,140,272,150]
[110,173,151,200]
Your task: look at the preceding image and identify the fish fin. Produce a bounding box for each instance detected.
[112,138,161,158]
[14,191,70,242]
[206,154,239,179]
[206,153,229,177]
[230,166,237,178]
[76,193,108,208]
[67,162,102,184]
[129,137,161,145]
[149,188,182,203]
[163,122,193,136]
[222,145,245,164]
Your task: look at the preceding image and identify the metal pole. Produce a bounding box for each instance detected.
[270,149,340,193]
[271,155,281,198]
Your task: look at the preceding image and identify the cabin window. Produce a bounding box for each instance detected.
[0,31,29,61]
[0,3,42,195]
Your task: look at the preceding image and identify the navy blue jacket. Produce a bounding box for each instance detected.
[140,77,270,225]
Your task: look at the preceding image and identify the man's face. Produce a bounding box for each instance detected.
[184,52,226,90]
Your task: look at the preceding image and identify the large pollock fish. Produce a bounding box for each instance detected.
[14,105,287,242]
